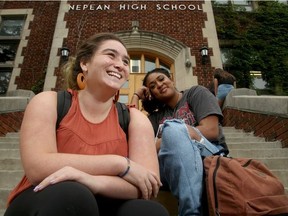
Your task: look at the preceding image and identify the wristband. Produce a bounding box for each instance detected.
[118,157,130,178]
[199,137,205,144]
[133,93,141,99]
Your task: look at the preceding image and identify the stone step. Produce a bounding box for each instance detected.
[272,170,288,187]
[0,137,20,143]
[0,143,19,150]
[225,136,265,142]
[0,171,23,189]
[0,149,20,158]
[0,188,10,214]
[227,141,282,149]
[229,148,288,158]
[4,133,20,138]
[0,209,5,216]
[0,128,287,216]
[0,159,22,170]
[222,127,242,132]
[224,131,254,137]
[259,157,288,170]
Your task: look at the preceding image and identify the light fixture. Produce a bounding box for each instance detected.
[200,46,209,65]
[185,59,192,68]
[60,47,70,61]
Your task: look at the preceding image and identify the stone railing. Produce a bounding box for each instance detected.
[0,90,34,136]
[1,88,288,148]
[222,88,288,148]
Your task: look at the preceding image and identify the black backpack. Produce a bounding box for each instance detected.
[56,90,130,140]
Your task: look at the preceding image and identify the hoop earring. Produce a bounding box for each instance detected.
[77,73,86,90]
[113,90,120,102]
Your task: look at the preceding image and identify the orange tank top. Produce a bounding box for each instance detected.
[7,90,128,205]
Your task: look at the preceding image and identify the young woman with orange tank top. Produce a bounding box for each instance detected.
[4,33,169,216]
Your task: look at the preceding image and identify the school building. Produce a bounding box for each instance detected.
[0,0,267,103]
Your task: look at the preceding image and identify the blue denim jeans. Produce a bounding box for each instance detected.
[158,119,222,216]
[217,84,234,100]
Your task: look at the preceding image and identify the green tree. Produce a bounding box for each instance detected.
[213,1,288,95]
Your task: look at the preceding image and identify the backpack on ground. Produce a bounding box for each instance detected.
[56,90,130,139]
[203,155,288,216]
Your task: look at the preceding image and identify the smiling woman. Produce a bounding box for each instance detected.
[4,33,169,216]
[131,67,228,216]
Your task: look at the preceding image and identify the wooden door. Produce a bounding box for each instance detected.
[119,74,146,110]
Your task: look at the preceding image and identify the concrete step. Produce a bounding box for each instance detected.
[0,188,10,214]
[0,143,19,149]
[225,136,265,143]
[0,209,5,216]
[258,157,288,170]
[227,141,283,149]
[0,137,20,143]
[222,127,242,132]
[0,128,288,216]
[224,132,254,137]
[4,133,20,138]
[229,148,288,158]
[0,149,20,158]
[0,170,23,189]
[272,170,288,187]
[0,159,22,170]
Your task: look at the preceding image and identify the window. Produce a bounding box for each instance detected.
[130,58,141,73]
[0,15,25,94]
[213,0,253,11]
[0,40,18,64]
[0,68,12,94]
[220,48,232,67]
[0,16,25,37]
[129,53,171,73]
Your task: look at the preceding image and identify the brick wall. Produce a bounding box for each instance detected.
[1,1,60,91]
[55,1,211,88]
[0,112,24,136]
[223,108,288,148]
[2,1,211,91]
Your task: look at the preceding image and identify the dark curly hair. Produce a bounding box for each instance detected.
[141,68,171,114]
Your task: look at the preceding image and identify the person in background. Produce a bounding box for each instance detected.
[4,33,169,216]
[213,68,236,109]
[131,68,228,216]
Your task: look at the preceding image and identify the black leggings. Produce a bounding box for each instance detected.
[4,181,169,216]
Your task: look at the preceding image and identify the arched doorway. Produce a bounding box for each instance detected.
[117,30,198,105]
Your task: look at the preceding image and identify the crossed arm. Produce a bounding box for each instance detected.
[20,91,161,200]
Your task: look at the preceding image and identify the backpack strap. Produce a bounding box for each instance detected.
[56,90,130,140]
[56,90,72,129]
[115,102,130,140]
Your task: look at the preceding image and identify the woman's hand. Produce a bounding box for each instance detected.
[121,159,162,200]
[186,124,201,141]
[33,166,90,192]
[33,161,162,200]
[135,86,150,100]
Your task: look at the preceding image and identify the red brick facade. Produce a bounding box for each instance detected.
[1,1,215,91]
[1,1,60,90]
[0,112,24,136]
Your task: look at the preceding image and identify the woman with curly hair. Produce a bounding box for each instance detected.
[131,68,228,216]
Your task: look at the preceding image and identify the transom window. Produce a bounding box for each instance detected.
[129,53,172,73]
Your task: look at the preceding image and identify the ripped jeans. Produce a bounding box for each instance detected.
[158,119,222,216]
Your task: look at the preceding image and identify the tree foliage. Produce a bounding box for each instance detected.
[213,1,288,95]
